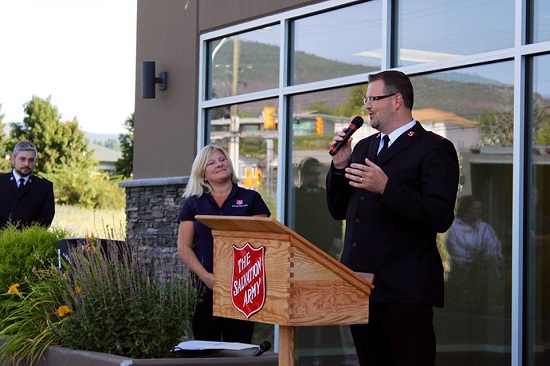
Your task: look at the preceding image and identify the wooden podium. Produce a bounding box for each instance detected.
[196,215,374,366]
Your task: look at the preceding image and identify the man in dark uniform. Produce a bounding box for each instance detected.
[327,70,459,366]
[0,141,55,230]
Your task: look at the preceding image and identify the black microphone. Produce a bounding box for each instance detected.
[251,340,271,357]
[328,116,364,156]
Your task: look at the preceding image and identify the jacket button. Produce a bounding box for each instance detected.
[352,242,357,247]
[355,218,360,223]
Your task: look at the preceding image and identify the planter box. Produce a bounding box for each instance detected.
[1,345,282,366]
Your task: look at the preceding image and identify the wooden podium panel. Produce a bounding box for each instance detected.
[197,215,373,366]
[196,215,373,326]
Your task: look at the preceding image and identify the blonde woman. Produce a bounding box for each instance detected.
[177,145,270,342]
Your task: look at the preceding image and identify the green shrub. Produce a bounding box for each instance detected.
[0,269,69,366]
[48,169,125,210]
[0,224,69,295]
[0,239,198,364]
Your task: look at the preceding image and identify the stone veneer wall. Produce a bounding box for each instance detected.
[120,177,188,259]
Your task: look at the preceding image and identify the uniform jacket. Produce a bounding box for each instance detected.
[326,121,459,307]
[0,172,55,230]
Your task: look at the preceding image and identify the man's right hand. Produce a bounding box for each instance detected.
[330,127,352,169]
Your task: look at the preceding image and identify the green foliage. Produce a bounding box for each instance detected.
[307,100,336,115]
[5,96,126,209]
[115,113,134,178]
[0,225,68,356]
[0,270,69,366]
[534,102,550,145]
[46,167,125,209]
[336,84,367,117]
[294,135,333,151]
[8,96,94,176]
[479,107,514,147]
[0,224,69,295]
[0,234,198,363]
[59,241,198,359]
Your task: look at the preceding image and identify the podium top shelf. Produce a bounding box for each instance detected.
[196,215,374,293]
[195,215,293,234]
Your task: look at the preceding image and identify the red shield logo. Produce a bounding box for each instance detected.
[231,242,266,319]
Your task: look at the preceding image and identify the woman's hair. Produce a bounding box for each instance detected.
[183,145,239,198]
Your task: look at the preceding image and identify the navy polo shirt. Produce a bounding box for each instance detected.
[177,185,271,273]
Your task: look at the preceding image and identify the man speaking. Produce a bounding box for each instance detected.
[327,70,459,365]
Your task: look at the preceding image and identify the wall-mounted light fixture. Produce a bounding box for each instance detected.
[141,61,167,99]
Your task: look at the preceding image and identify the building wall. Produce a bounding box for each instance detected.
[134,0,197,179]
[134,0,321,179]
[128,0,322,266]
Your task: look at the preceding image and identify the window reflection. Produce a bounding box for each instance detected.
[411,63,513,364]
[529,54,550,365]
[531,0,550,43]
[207,100,279,219]
[207,25,280,99]
[289,87,366,364]
[291,1,381,85]
[396,0,514,66]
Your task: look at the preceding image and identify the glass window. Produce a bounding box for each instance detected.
[207,25,280,99]
[290,1,381,85]
[289,86,367,364]
[531,0,550,43]
[528,54,550,366]
[396,0,514,67]
[414,62,513,365]
[207,99,279,219]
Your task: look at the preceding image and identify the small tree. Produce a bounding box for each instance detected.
[7,96,125,209]
[115,113,134,178]
[8,96,95,176]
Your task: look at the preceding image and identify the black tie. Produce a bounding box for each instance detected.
[18,178,25,191]
[378,135,390,157]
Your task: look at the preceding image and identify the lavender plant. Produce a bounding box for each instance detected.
[0,236,198,365]
[58,240,198,358]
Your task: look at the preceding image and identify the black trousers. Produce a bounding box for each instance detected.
[192,288,255,343]
[350,303,435,366]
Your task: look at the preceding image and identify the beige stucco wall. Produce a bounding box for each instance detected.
[134,0,322,179]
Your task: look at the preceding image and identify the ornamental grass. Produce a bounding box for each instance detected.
[0,228,198,365]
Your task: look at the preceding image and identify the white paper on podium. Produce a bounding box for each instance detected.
[173,340,257,351]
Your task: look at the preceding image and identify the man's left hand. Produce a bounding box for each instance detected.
[345,158,388,194]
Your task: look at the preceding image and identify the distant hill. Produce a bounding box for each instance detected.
[85,132,121,152]
[85,132,120,144]
[1,124,119,143]
[212,39,521,120]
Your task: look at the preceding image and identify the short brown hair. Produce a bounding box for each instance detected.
[368,70,414,110]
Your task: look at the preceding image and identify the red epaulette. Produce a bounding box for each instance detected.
[428,131,445,140]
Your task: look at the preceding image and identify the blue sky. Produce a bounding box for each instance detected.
[0,0,137,135]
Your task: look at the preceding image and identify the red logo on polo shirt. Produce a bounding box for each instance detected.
[231,242,266,319]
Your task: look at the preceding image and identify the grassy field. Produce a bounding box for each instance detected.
[52,205,126,239]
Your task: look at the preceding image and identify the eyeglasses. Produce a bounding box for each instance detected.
[363,93,397,104]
